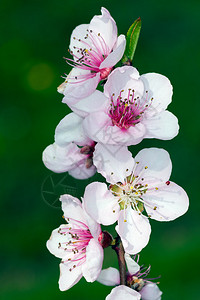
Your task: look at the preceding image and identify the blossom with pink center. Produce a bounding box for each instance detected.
[98,254,162,300]
[58,7,126,102]
[47,194,103,291]
[83,147,189,254]
[82,66,179,146]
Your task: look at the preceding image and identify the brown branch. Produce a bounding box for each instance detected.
[112,236,127,285]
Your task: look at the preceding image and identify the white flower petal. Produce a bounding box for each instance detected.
[124,253,140,275]
[83,210,101,240]
[46,225,72,259]
[140,283,162,300]
[59,262,82,291]
[100,34,126,69]
[83,111,112,142]
[106,285,141,300]
[83,111,146,146]
[42,143,83,173]
[69,24,89,59]
[134,148,172,186]
[83,182,119,225]
[69,163,96,180]
[93,143,135,184]
[116,208,151,254]
[55,112,91,147]
[97,267,120,286]
[89,7,117,52]
[104,66,143,100]
[140,72,173,115]
[82,238,103,282]
[143,182,189,221]
[143,110,179,140]
[64,90,109,118]
[60,68,100,99]
[60,194,87,225]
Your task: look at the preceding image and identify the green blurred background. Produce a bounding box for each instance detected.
[1,0,200,299]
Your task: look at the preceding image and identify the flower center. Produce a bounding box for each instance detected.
[100,67,112,79]
[127,263,157,292]
[110,173,148,217]
[65,30,111,83]
[58,220,93,270]
[108,89,153,129]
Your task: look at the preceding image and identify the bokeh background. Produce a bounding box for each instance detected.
[1,0,200,299]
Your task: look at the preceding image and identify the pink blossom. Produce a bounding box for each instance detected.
[98,254,162,300]
[82,66,179,146]
[47,194,103,291]
[83,147,189,254]
[58,7,126,101]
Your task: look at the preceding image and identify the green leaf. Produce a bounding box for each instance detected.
[122,17,141,65]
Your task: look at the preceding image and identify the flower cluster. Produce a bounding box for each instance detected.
[43,7,189,299]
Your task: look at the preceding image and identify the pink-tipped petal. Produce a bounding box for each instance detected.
[83,182,119,225]
[106,285,141,300]
[82,238,104,282]
[116,208,151,254]
[143,182,189,221]
[140,283,162,300]
[59,262,82,291]
[93,143,135,184]
[97,267,120,286]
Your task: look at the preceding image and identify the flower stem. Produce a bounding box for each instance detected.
[112,236,127,285]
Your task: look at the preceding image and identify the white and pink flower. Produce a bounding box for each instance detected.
[47,194,104,291]
[42,112,96,179]
[81,66,179,146]
[59,7,126,101]
[99,253,162,300]
[83,147,189,254]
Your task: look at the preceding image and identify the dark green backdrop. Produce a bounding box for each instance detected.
[1,0,200,299]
